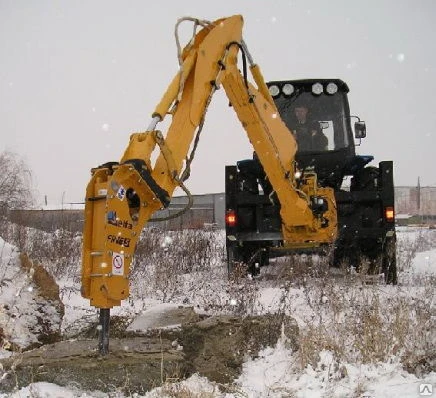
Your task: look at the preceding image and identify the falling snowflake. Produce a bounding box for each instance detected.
[396,53,405,63]
[102,123,110,131]
[161,235,174,248]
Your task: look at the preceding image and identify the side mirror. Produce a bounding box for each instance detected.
[354,121,366,139]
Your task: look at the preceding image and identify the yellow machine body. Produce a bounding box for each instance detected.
[81,15,337,309]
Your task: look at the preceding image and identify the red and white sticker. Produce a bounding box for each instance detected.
[112,252,124,275]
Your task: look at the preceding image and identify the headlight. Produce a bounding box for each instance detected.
[282,83,294,96]
[312,82,323,95]
[326,82,338,94]
[268,85,280,97]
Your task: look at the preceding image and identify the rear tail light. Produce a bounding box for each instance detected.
[225,210,237,227]
[385,206,395,222]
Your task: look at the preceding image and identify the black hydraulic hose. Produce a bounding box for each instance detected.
[150,177,194,222]
[226,41,248,89]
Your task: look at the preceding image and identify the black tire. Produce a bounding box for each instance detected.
[260,248,270,267]
[351,166,379,191]
[227,243,270,278]
[242,243,266,276]
[382,237,397,285]
[227,244,241,277]
[333,239,396,284]
[358,238,397,284]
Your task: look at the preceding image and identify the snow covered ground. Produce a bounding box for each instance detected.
[0,226,435,397]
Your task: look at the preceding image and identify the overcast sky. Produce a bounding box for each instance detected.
[1,0,435,205]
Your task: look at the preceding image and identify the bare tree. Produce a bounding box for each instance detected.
[0,150,34,214]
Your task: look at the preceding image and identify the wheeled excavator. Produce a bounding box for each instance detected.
[81,15,337,354]
[225,80,397,283]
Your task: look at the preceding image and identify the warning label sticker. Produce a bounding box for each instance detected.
[112,252,124,276]
[116,185,126,201]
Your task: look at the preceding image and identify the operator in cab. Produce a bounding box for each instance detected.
[292,104,328,151]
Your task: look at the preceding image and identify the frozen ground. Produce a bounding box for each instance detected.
[0,226,435,397]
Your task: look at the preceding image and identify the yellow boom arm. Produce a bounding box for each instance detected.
[81,15,337,310]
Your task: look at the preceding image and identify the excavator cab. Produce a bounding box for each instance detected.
[267,79,364,189]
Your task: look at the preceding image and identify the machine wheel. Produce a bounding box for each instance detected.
[351,166,379,191]
[260,248,270,267]
[357,238,397,284]
[333,239,397,284]
[227,243,269,278]
[381,237,397,285]
[242,243,268,276]
[227,244,241,277]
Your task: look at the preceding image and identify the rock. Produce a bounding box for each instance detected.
[127,304,201,332]
[0,338,184,393]
[0,310,299,394]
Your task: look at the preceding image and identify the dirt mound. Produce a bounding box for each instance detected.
[181,313,299,384]
[20,254,63,309]
[19,253,64,346]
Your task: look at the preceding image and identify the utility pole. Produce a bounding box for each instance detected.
[417,177,422,223]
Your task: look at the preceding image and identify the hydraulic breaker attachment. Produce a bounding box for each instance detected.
[81,162,169,308]
[81,161,169,354]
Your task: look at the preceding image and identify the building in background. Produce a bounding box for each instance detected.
[8,186,436,232]
[395,185,436,223]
